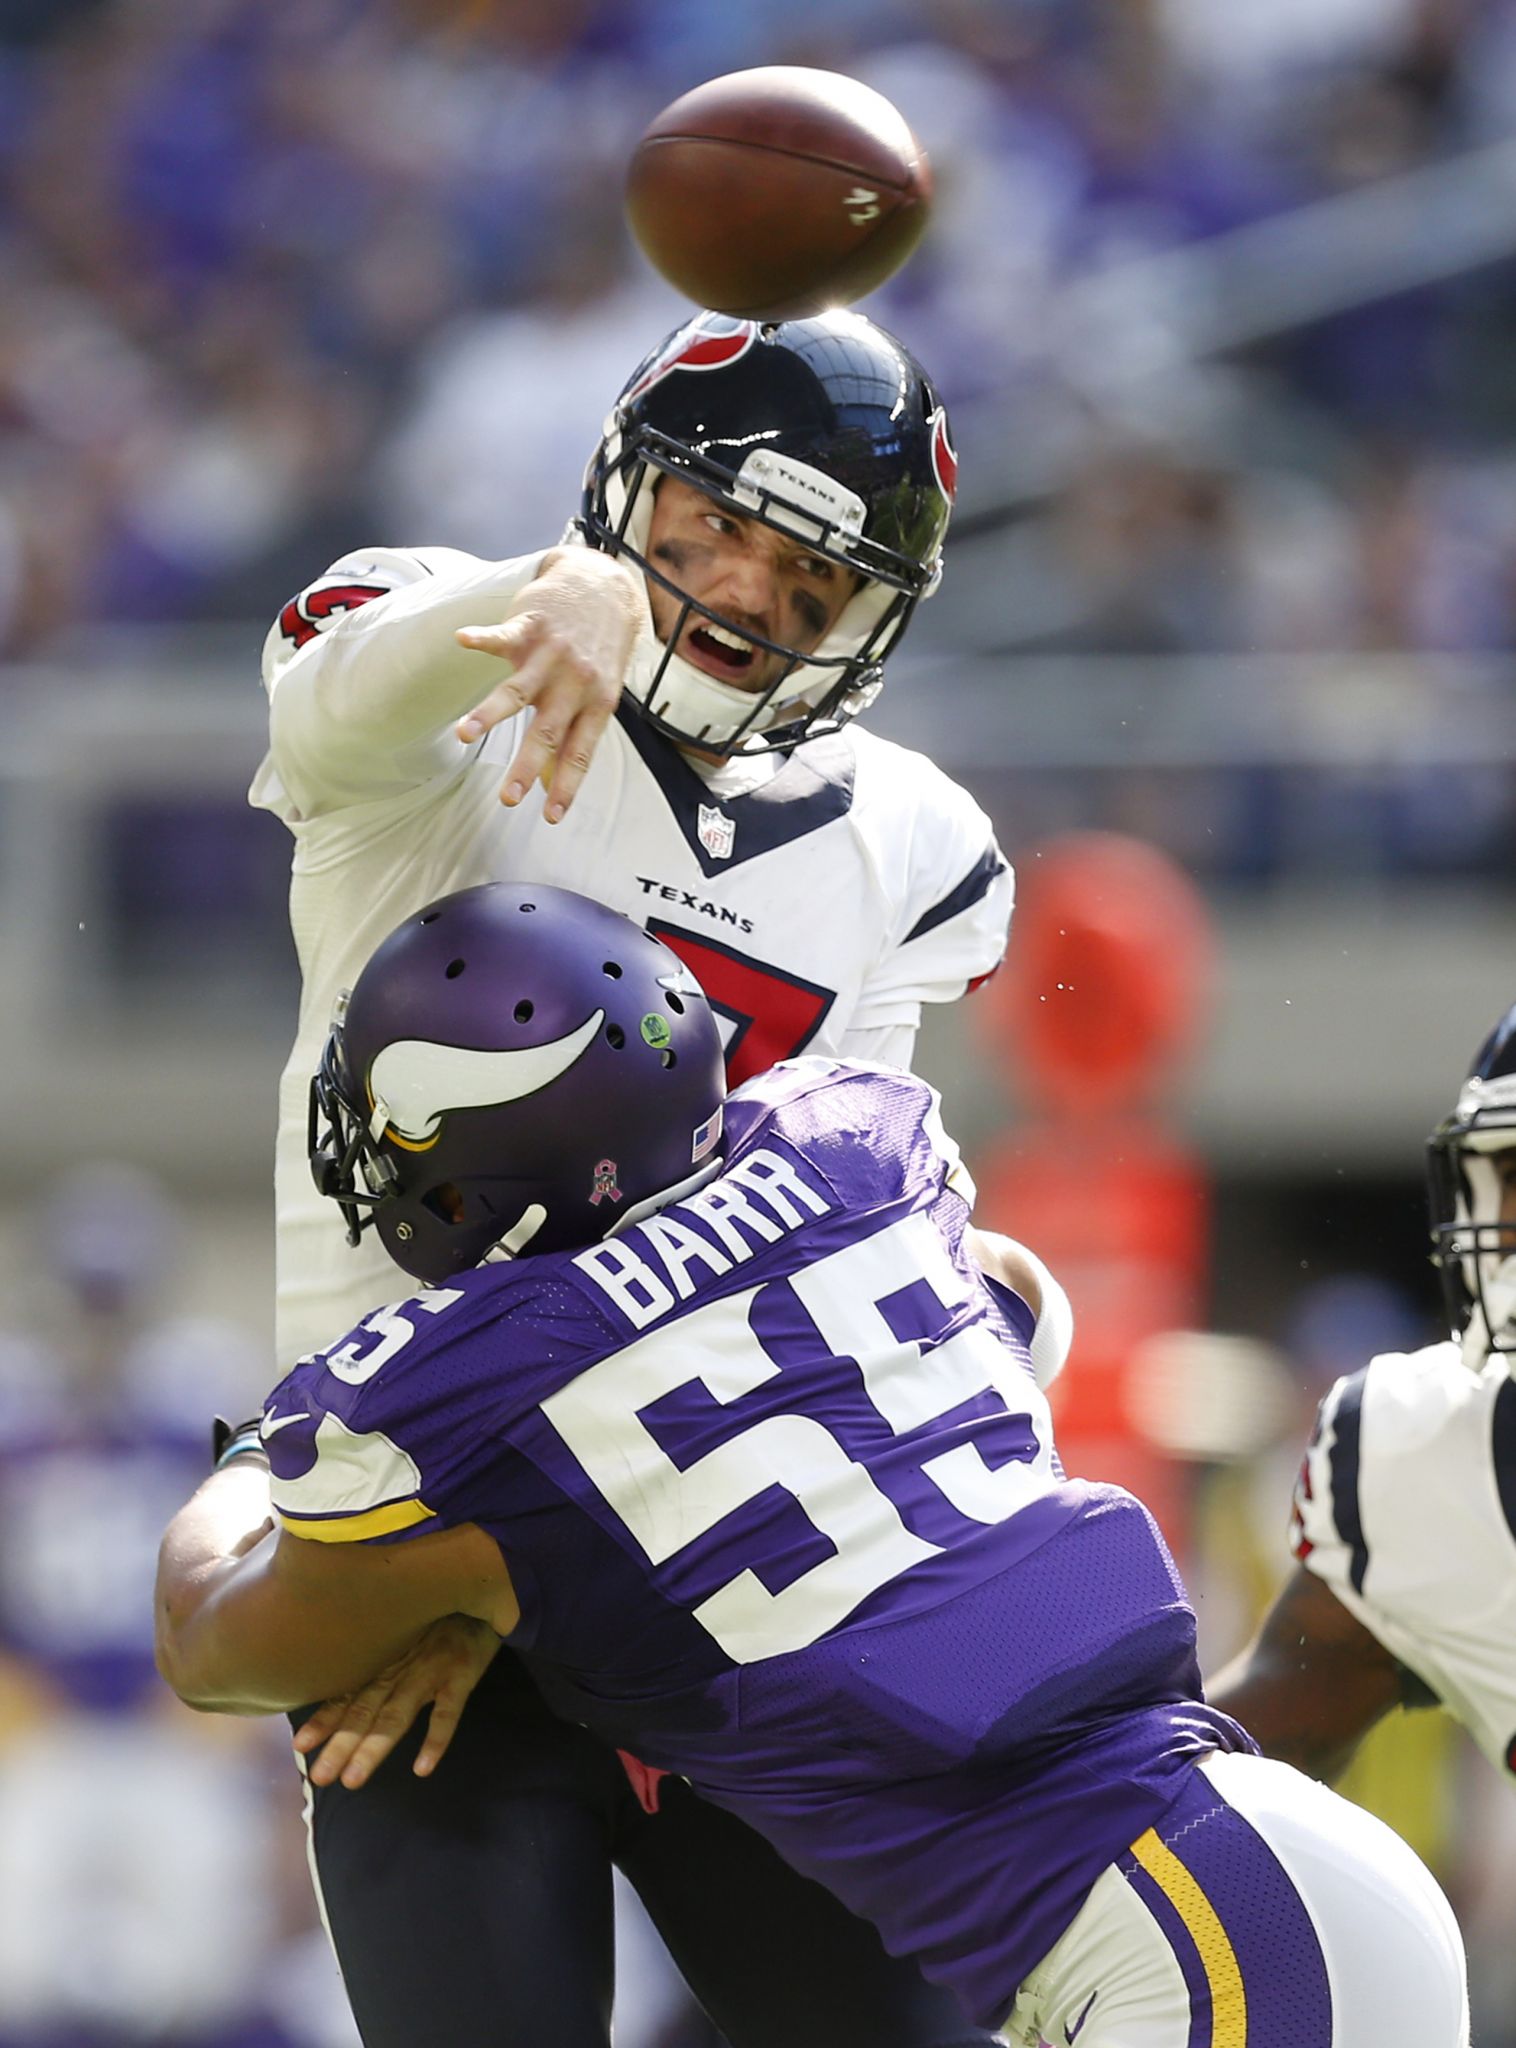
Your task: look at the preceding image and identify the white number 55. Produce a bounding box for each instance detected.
[541,1215,1052,1663]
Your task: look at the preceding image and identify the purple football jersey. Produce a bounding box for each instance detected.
[265,1059,1252,2026]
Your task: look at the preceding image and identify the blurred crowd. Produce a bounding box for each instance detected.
[2,0,1516,885]
[5,0,1516,658]
[0,1163,358,2048]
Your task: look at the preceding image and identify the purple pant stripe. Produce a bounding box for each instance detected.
[1118,1769,1334,2048]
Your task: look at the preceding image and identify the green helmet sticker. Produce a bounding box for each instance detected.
[640,1013,672,1049]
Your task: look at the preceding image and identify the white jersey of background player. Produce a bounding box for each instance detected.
[251,311,1016,1370]
[1213,1000,1516,1786]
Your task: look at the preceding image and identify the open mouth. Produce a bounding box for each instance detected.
[684,620,760,685]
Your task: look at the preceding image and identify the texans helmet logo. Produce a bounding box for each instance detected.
[929,408,957,505]
[624,318,757,406]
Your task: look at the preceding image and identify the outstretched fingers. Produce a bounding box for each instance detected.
[456,613,623,817]
[452,548,643,819]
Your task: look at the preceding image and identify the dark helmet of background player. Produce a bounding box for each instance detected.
[1427,999,1516,1373]
[580,308,956,756]
[309,883,728,1284]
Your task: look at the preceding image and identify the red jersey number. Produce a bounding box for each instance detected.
[279,581,389,650]
[647,922,835,1088]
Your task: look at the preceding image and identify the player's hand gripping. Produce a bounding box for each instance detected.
[454,546,645,823]
[292,1614,501,1790]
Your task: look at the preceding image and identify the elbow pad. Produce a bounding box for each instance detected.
[1022,1249,1074,1390]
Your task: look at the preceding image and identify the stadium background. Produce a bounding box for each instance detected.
[1,0,1514,2042]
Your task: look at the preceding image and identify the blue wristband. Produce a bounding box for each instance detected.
[211,1415,268,1472]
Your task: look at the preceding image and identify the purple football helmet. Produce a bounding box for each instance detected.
[309,883,727,1284]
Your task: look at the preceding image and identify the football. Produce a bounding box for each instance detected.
[625,66,932,322]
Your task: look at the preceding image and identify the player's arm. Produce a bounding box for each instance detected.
[1207,1564,1411,1782]
[292,1613,505,1790]
[452,545,646,821]
[269,544,644,821]
[154,1460,518,1717]
[968,1227,1075,1390]
[967,1230,1042,1314]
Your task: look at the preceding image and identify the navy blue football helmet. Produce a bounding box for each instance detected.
[1427,1001,1516,1371]
[309,884,727,1284]
[580,309,956,755]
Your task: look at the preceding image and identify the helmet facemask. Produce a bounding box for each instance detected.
[1427,1079,1516,1373]
[578,310,954,758]
[585,430,929,755]
[308,1005,398,1252]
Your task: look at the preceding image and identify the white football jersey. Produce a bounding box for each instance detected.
[1291,1340,1516,1779]
[253,545,1013,1367]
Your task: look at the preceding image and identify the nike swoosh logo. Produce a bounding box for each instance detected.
[260,1410,311,1438]
[369,1010,604,1143]
[1065,1989,1098,2044]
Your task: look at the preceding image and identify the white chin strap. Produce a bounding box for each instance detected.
[622,599,892,752]
[602,434,915,751]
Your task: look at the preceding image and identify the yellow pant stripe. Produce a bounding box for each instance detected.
[1129,1826,1248,2047]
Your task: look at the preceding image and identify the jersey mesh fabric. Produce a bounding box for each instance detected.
[749,1487,1199,1776]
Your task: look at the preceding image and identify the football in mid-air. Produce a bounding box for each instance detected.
[625,66,932,322]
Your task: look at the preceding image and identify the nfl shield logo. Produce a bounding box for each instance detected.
[697,803,735,860]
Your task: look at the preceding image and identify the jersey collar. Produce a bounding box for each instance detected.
[615,703,857,879]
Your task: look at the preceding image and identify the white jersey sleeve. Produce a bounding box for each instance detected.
[251,544,543,821]
[1292,1342,1516,1778]
[251,544,565,1370]
[838,729,1012,1051]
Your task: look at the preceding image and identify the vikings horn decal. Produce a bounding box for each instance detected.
[929,407,957,505]
[369,1011,605,1146]
[623,319,758,406]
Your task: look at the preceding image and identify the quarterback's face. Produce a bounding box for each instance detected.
[643,479,860,692]
[1496,1149,1516,1230]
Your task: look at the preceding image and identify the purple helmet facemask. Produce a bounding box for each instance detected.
[310,883,727,1284]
